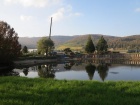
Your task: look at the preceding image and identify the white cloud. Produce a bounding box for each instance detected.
[74,13,82,16]
[49,8,65,22]
[135,8,140,12]
[49,5,82,22]
[4,0,62,8]
[20,15,32,21]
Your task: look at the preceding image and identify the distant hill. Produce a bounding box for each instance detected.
[18,36,75,49]
[57,34,119,50]
[18,34,140,50]
[19,37,41,49]
[107,35,140,49]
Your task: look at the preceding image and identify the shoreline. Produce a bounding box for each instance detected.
[14,59,58,67]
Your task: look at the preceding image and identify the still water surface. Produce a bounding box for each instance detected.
[12,60,140,81]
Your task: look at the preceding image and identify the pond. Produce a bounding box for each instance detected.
[1,60,140,81]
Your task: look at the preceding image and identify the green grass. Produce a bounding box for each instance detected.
[56,46,83,51]
[1,77,140,105]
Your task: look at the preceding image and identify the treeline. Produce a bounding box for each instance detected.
[107,35,140,49]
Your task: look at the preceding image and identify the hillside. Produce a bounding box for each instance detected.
[57,34,118,50]
[57,35,140,50]
[18,34,140,50]
[19,36,75,49]
[108,35,140,49]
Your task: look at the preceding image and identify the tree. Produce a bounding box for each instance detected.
[37,37,54,56]
[22,46,28,54]
[0,21,21,63]
[85,35,95,53]
[63,48,72,54]
[96,36,108,54]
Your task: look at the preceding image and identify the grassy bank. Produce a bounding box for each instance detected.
[0,77,140,105]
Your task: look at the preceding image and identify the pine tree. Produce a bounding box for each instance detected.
[22,46,28,54]
[96,36,108,54]
[85,35,95,53]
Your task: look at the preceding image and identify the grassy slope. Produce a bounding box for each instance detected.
[56,35,117,50]
[1,77,140,105]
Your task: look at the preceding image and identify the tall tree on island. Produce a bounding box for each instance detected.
[0,21,21,63]
[85,35,95,54]
[96,36,108,54]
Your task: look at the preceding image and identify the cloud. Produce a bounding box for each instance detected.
[73,13,83,16]
[20,15,32,21]
[135,8,140,12]
[4,0,62,8]
[49,8,65,22]
[49,5,82,22]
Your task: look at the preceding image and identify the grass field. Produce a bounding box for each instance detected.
[0,77,140,105]
[56,46,83,51]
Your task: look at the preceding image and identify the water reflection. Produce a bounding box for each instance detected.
[64,61,75,70]
[110,72,119,74]
[97,64,109,81]
[38,64,56,79]
[85,63,96,80]
[2,59,140,81]
[0,67,19,76]
[23,68,29,76]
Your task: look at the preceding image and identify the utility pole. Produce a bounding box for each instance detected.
[49,17,53,39]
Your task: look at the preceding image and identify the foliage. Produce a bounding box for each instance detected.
[96,36,108,54]
[1,77,140,105]
[0,21,21,63]
[37,37,54,55]
[85,35,95,53]
[63,48,72,54]
[108,35,140,50]
[22,46,28,54]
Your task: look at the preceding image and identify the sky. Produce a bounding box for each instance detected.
[1,0,140,37]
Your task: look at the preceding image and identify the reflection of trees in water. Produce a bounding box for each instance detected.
[85,63,96,80]
[97,64,109,81]
[23,68,29,76]
[0,67,19,76]
[64,61,75,70]
[83,59,94,64]
[38,64,56,79]
[75,60,82,66]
